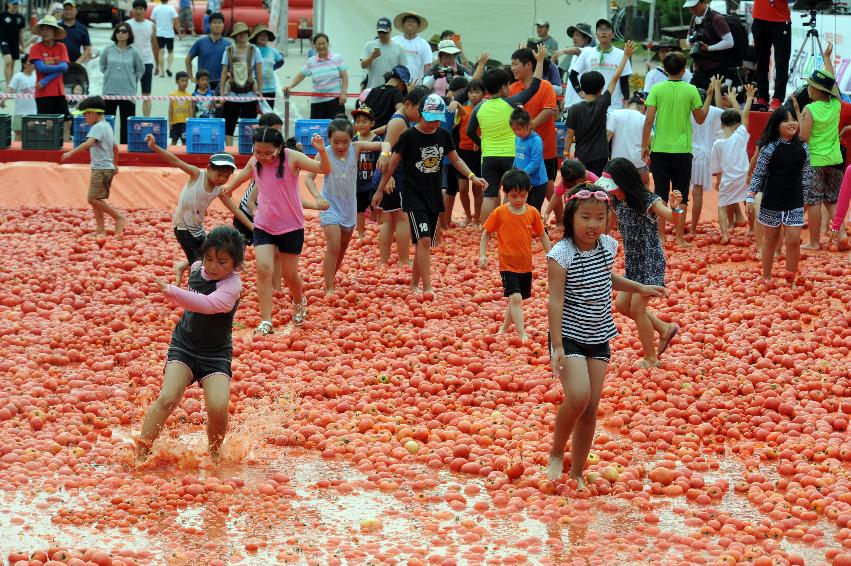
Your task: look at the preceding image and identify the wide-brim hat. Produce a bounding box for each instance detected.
[33,15,67,40]
[566,23,593,41]
[393,11,428,33]
[230,21,250,38]
[806,69,840,97]
[651,36,682,60]
[249,24,275,43]
[436,39,460,55]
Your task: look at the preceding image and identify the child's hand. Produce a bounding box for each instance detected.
[744,83,756,99]
[371,191,383,210]
[639,284,667,298]
[153,276,168,293]
[145,133,157,150]
[471,176,488,191]
[377,152,390,173]
[824,40,833,60]
[533,45,548,62]
[551,346,566,379]
[827,228,841,249]
[60,151,71,163]
[746,201,755,217]
[622,41,635,59]
[669,190,683,210]
[791,96,801,116]
[478,255,487,269]
[447,100,459,112]
[310,133,325,153]
[316,196,330,211]
[725,88,738,106]
[477,51,490,66]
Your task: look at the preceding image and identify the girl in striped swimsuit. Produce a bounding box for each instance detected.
[545,184,667,486]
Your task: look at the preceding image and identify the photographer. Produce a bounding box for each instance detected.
[422,39,470,96]
[751,0,791,109]
[684,0,734,90]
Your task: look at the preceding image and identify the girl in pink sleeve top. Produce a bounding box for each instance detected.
[829,165,851,249]
[137,226,245,463]
[542,159,600,224]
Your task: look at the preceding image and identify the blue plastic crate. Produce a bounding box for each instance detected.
[127,117,168,152]
[295,119,331,156]
[72,115,116,148]
[556,121,567,157]
[185,118,225,154]
[237,118,259,155]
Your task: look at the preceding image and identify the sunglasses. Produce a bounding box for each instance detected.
[567,188,610,202]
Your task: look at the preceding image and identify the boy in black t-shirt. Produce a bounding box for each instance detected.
[374,93,487,296]
[352,105,381,240]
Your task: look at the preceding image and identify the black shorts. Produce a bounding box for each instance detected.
[141,63,154,93]
[444,166,461,196]
[156,36,174,51]
[544,157,558,182]
[650,152,692,204]
[457,148,481,178]
[380,188,402,212]
[35,95,71,120]
[174,227,205,264]
[528,183,547,212]
[548,333,611,362]
[233,216,254,246]
[407,210,439,245]
[170,122,186,144]
[356,191,372,213]
[501,271,532,299]
[481,156,515,198]
[253,226,305,254]
[0,41,19,59]
[166,347,232,384]
[310,99,344,119]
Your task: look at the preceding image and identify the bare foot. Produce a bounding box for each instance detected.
[86,230,107,238]
[422,288,435,301]
[637,358,660,369]
[801,242,821,250]
[546,455,564,480]
[324,287,335,297]
[399,259,413,268]
[569,473,586,491]
[114,215,127,237]
[720,235,729,245]
[497,324,508,335]
[518,332,529,342]
[675,239,693,248]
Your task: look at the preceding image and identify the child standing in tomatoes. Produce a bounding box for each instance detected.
[136,226,245,463]
[546,184,666,486]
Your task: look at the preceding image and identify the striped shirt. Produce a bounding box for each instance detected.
[301,52,347,103]
[547,234,618,344]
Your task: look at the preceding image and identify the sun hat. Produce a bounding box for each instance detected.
[420,93,446,122]
[209,153,237,169]
[651,36,682,60]
[351,106,374,120]
[32,15,67,40]
[376,17,392,33]
[249,23,275,43]
[566,23,593,41]
[437,39,460,55]
[393,11,428,33]
[806,69,840,97]
[230,21,250,38]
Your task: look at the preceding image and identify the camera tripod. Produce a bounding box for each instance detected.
[789,9,826,82]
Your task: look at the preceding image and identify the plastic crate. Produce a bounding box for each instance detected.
[185,118,226,154]
[556,121,567,157]
[0,114,10,149]
[237,118,259,155]
[72,115,116,148]
[21,114,64,150]
[294,118,331,156]
[127,117,168,152]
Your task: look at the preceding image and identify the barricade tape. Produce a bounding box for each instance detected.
[0,91,358,102]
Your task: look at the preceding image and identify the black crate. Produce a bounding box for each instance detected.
[22,114,64,150]
[0,114,10,149]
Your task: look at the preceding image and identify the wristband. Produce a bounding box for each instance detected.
[467,172,475,180]
[381,151,391,157]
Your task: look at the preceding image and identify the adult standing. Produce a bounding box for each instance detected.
[683,0,733,90]
[29,15,70,119]
[535,20,558,54]
[0,0,25,86]
[151,0,178,77]
[178,0,194,38]
[250,24,283,110]
[126,0,159,117]
[284,33,348,119]
[391,11,431,84]
[101,23,143,145]
[751,0,790,109]
[220,22,261,146]
[59,0,91,65]
[569,19,631,109]
[552,23,594,109]
[185,11,230,93]
[643,37,692,94]
[361,16,407,90]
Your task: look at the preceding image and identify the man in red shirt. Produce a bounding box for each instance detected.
[509,47,558,214]
[29,15,70,122]
[752,0,791,109]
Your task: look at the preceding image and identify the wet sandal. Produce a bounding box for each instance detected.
[255,320,274,335]
[657,324,679,357]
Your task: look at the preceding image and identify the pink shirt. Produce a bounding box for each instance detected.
[252,149,304,235]
[832,164,851,232]
[554,171,600,197]
[164,262,241,314]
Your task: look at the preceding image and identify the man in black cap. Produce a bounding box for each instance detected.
[535,20,558,54]
[361,16,408,90]
[59,0,92,64]
[569,19,631,109]
[683,0,733,90]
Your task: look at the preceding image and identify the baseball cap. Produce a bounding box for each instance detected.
[63,0,76,5]
[535,19,549,27]
[596,18,613,30]
[436,39,460,54]
[682,0,700,6]
[376,17,391,32]
[420,93,446,122]
[9,0,20,5]
[351,106,374,120]
[389,65,411,84]
[209,153,237,169]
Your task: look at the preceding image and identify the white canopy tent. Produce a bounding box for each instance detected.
[313,0,609,90]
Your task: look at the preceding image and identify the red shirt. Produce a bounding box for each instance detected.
[839,101,851,165]
[509,79,558,160]
[29,41,69,98]
[752,0,790,22]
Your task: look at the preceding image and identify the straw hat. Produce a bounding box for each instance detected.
[32,15,67,40]
[806,69,840,98]
[249,23,275,43]
[230,21,250,39]
[393,11,428,33]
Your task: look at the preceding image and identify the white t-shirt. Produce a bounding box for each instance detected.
[563,49,588,108]
[9,71,36,116]
[710,124,750,205]
[151,4,177,39]
[606,108,646,168]
[391,34,432,84]
[573,45,633,109]
[690,105,724,158]
[643,66,693,93]
[126,18,155,64]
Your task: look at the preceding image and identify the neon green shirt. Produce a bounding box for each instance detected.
[476,98,516,158]
[807,97,842,167]
[646,80,702,154]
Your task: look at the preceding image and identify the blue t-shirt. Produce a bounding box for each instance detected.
[59,21,90,62]
[514,132,547,187]
[257,44,284,94]
[179,0,192,8]
[188,35,231,82]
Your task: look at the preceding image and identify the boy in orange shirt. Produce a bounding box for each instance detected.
[479,169,552,340]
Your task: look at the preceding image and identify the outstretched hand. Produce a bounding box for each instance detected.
[533,45,549,62]
[669,190,683,210]
[824,40,833,60]
[622,40,635,59]
[153,276,168,292]
[145,133,157,150]
[640,284,667,298]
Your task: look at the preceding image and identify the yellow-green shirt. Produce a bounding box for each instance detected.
[807,97,842,167]
[170,90,193,125]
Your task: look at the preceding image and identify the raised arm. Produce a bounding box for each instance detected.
[290,134,332,175]
[740,84,756,128]
[146,133,200,179]
[472,51,489,81]
[692,75,718,124]
[606,41,634,96]
[823,41,835,76]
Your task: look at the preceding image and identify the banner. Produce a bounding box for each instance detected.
[788,11,851,95]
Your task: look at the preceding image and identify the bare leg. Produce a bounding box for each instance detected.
[174,260,188,285]
[273,253,282,291]
[3,54,12,86]
[323,224,342,295]
[278,252,304,306]
[393,210,411,266]
[754,193,764,259]
[784,226,802,276]
[472,186,484,226]
[689,186,703,236]
[378,213,393,264]
[441,191,455,229]
[458,179,473,224]
[498,302,511,334]
[508,293,527,340]
[718,204,730,244]
[356,212,366,240]
[89,198,126,235]
[157,49,165,76]
[675,203,691,246]
[732,202,747,226]
[480,196,499,224]
[630,294,659,367]
[336,227,354,272]
[167,48,174,75]
[548,356,591,482]
[201,373,230,461]
[254,244,277,322]
[803,204,822,250]
[761,225,781,281]
[143,98,152,118]
[137,363,192,461]
[411,238,432,293]
[568,359,608,484]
